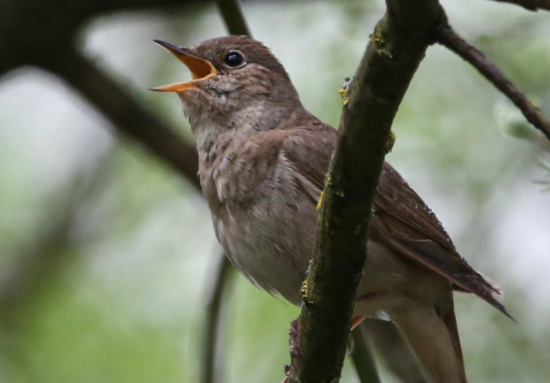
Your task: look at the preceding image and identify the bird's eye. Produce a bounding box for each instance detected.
[224,52,245,68]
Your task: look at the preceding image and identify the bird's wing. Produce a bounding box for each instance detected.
[370,162,512,319]
[281,125,510,319]
[277,123,335,205]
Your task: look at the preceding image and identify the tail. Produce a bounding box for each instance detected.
[390,299,467,383]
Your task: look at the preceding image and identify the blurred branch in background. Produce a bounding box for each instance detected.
[216,0,251,36]
[201,250,236,383]
[0,149,115,327]
[0,0,297,75]
[0,0,208,74]
[486,0,550,11]
[0,197,74,327]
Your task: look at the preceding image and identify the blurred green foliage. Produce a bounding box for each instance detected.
[1,1,549,383]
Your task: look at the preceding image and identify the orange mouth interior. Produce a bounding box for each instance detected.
[150,40,217,92]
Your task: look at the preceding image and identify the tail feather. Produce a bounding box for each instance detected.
[390,238,514,321]
[442,307,465,379]
[391,301,467,383]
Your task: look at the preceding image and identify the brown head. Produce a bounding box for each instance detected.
[151,36,303,135]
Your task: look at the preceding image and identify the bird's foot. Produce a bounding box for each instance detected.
[280,368,289,383]
[281,318,300,383]
[289,318,300,362]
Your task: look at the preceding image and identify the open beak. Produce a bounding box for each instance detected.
[150,40,217,92]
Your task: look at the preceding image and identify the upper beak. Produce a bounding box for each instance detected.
[150,39,217,92]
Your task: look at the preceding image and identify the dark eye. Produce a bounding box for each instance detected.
[224,52,245,68]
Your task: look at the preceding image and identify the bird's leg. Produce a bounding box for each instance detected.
[351,315,366,330]
[347,316,366,356]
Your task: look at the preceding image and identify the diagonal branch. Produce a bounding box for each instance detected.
[436,23,550,140]
[288,1,445,382]
[486,0,550,11]
[37,47,201,189]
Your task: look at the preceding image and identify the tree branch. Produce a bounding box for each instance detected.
[436,23,550,141]
[200,251,236,383]
[0,0,292,77]
[288,1,445,382]
[216,0,251,36]
[486,0,550,11]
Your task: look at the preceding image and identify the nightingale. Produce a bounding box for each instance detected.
[151,35,511,383]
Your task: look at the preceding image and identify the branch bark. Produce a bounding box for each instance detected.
[288,1,445,382]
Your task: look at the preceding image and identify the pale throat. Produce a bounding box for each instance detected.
[184,100,267,153]
[184,108,259,175]
[180,84,302,167]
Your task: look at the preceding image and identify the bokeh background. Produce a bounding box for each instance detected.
[1,0,549,382]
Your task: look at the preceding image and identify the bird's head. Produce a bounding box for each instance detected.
[151,36,301,133]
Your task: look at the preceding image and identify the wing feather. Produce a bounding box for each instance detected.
[278,123,511,319]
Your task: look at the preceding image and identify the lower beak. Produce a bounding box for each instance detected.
[150,40,217,92]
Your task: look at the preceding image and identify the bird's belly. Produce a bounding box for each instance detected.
[215,204,435,317]
[214,201,316,305]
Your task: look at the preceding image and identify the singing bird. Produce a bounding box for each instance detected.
[151,35,511,383]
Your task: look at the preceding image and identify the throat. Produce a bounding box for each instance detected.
[195,126,235,166]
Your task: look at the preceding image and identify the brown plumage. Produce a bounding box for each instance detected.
[152,35,511,383]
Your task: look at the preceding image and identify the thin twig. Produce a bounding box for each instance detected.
[351,323,381,383]
[437,23,550,141]
[486,0,550,11]
[215,0,251,36]
[201,251,235,383]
